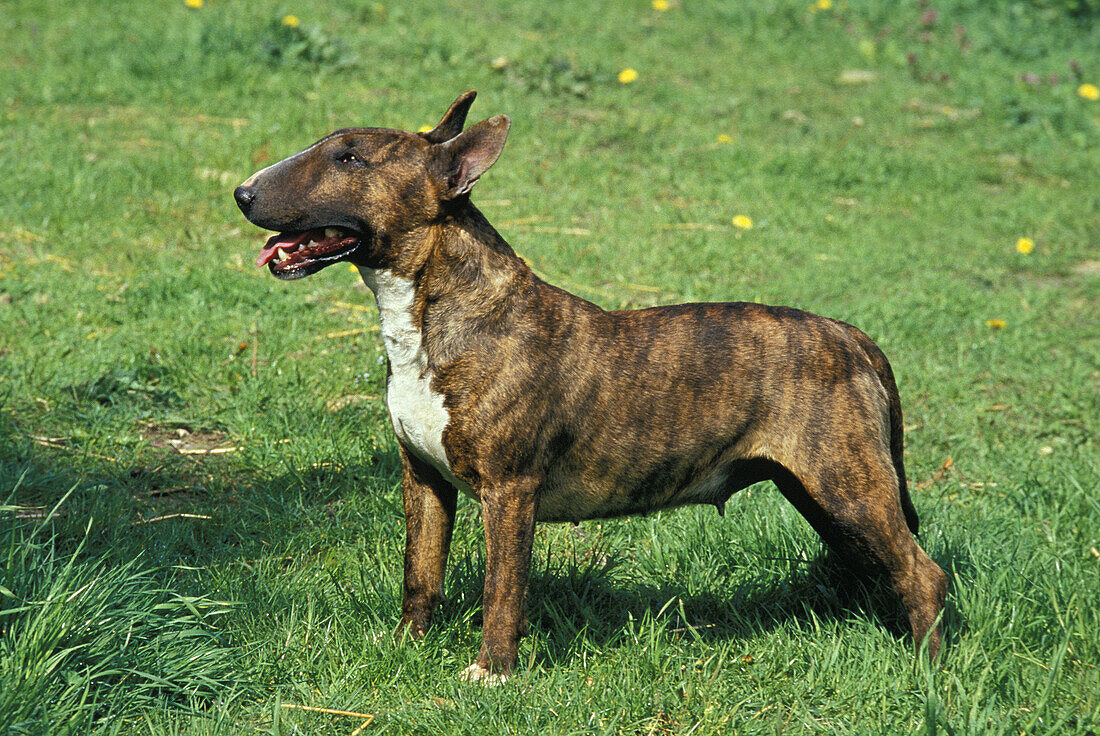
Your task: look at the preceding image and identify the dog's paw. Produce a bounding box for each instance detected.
[459,662,510,687]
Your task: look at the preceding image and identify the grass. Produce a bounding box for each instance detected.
[1,0,1098,733]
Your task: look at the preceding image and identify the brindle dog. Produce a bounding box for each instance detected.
[234,91,946,684]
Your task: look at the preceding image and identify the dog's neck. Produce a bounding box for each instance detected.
[424,205,527,299]
[357,203,541,369]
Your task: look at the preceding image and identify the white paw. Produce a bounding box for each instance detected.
[459,662,510,687]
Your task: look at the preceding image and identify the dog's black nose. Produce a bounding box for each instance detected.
[234,185,255,214]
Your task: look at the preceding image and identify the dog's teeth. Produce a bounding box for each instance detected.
[277,247,290,262]
[325,227,339,239]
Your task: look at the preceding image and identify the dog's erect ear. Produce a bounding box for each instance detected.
[420,90,478,144]
[435,115,510,199]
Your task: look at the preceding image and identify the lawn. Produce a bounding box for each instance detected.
[1,0,1098,733]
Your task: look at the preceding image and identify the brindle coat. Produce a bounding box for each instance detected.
[234,91,947,683]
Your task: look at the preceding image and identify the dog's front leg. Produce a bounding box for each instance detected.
[397,446,458,640]
[462,477,538,685]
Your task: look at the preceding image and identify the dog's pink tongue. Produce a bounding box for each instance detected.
[256,232,311,268]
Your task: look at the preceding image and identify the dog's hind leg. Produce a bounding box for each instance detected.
[397,447,458,639]
[771,455,946,659]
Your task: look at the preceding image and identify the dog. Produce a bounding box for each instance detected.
[234,91,946,684]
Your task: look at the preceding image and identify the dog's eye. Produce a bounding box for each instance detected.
[337,152,361,165]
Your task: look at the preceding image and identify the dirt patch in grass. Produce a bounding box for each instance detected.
[140,423,238,454]
[121,424,244,521]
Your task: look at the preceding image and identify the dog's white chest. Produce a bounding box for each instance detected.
[357,267,455,479]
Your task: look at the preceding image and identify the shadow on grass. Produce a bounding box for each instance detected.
[441,532,972,668]
[533,556,910,659]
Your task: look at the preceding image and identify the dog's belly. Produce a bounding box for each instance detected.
[534,463,734,523]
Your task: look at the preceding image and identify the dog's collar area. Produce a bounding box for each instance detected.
[256,227,363,280]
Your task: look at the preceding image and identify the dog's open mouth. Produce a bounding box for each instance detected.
[256,227,362,280]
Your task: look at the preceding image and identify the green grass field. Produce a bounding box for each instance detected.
[2,0,1098,733]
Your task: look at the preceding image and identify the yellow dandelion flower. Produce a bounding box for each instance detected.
[417,124,434,133]
[810,0,832,11]
[282,14,300,28]
[716,134,732,143]
[652,0,671,10]
[618,68,639,84]
[1078,83,1100,101]
[732,215,754,230]
[1015,237,1034,254]
[184,0,203,8]
[986,319,1006,329]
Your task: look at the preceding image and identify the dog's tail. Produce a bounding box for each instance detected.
[847,326,919,536]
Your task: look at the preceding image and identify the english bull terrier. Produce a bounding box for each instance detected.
[234,91,946,684]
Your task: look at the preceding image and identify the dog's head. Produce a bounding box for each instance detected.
[234,91,509,279]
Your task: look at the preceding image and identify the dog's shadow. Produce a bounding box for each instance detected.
[442,538,968,665]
